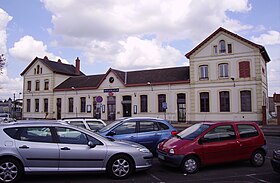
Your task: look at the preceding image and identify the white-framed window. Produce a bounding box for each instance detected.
[213,45,218,55]
[219,63,229,78]
[199,65,208,80]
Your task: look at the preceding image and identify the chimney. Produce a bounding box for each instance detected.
[75,57,80,75]
[44,56,48,60]
[57,59,62,63]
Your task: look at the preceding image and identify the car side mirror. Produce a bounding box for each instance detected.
[107,131,116,136]
[198,137,205,145]
[87,141,96,148]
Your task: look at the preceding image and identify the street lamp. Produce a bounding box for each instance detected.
[147,81,153,91]
[71,86,78,117]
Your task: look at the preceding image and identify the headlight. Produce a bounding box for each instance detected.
[138,147,150,153]
[169,148,175,155]
[273,151,280,160]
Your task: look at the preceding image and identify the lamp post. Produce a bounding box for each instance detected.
[71,87,78,117]
[231,77,235,87]
[147,81,153,91]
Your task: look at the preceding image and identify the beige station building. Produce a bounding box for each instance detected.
[20,27,271,123]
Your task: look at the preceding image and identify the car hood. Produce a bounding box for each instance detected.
[160,137,192,151]
[111,139,148,149]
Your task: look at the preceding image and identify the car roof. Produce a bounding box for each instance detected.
[0,120,68,128]
[122,117,167,121]
[199,121,258,126]
[62,117,103,121]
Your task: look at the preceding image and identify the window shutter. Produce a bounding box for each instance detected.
[239,61,250,78]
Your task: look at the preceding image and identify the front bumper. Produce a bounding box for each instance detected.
[157,150,184,167]
[135,154,153,171]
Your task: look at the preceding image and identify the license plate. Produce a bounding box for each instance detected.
[158,154,165,160]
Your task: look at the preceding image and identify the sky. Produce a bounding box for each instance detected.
[0,0,279,101]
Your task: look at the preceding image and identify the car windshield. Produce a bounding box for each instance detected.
[99,120,122,133]
[79,126,115,142]
[177,123,210,140]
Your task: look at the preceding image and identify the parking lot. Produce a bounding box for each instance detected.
[21,136,280,183]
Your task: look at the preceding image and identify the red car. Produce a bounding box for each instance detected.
[157,122,267,174]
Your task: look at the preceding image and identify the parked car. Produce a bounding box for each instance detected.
[271,149,280,173]
[157,122,267,174]
[98,117,177,153]
[0,121,153,182]
[0,113,14,123]
[62,118,106,131]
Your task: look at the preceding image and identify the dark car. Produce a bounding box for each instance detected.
[271,149,280,173]
[98,117,177,153]
[157,122,267,174]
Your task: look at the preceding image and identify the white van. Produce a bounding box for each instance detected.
[61,118,106,131]
[0,113,13,122]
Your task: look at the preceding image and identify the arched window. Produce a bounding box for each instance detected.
[219,40,226,53]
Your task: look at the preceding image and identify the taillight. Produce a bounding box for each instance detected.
[171,130,177,136]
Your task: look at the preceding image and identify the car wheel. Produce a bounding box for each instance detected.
[250,150,265,167]
[107,155,134,179]
[181,156,200,174]
[0,158,23,183]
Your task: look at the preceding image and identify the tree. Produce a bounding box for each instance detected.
[0,54,6,74]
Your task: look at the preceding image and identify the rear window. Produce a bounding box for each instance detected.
[139,121,159,132]
[237,124,259,138]
[158,122,169,130]
[4,128,20,139]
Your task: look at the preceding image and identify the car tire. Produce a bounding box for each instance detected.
[107,155,134,179]
[181,156,200,174]
[0,158,23,183]
[250,150,265,167]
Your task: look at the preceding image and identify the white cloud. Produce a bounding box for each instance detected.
[43,0,252,42]
[0,68,22,101]
[42,0,253,69]
[9,35,68,63]
[0,8,12,54]
[0,9,20,101]
[115,37,183,69]
[251,31,280,46]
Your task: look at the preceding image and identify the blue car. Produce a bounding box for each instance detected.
[98,117,177,153]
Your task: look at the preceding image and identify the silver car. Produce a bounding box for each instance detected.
[0,121,153,182]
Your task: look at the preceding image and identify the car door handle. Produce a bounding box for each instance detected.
[19,145,29,149]
[61,147,70,150]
